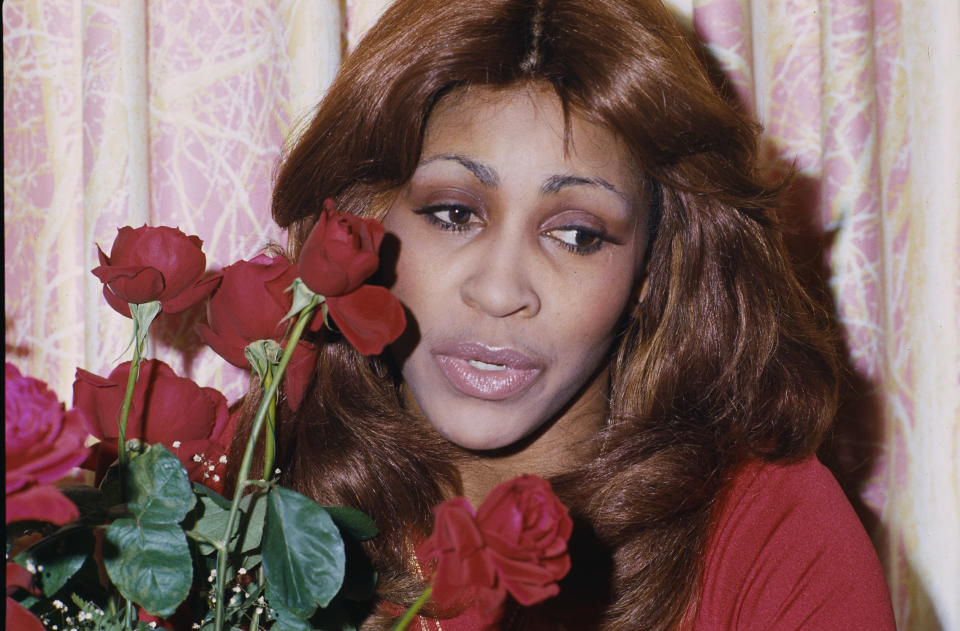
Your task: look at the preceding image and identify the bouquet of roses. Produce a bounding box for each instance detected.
[5,201,572,631]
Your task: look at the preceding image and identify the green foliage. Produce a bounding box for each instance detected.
[125,444,196,523]
[263,487,346,620]
[324,506,379,541]
[19,527,94,597]
[102,445,195,617]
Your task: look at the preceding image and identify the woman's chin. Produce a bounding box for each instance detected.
[430,416,533,452]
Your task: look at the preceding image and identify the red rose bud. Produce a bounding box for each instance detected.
[298,199,384,297]
[196,254,319,410]
[92,225,220,317]
[5,364,90,525]
[418,475,572,626]
[72,360,232,485]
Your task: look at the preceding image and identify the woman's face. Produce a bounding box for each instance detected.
[383,84,648,451]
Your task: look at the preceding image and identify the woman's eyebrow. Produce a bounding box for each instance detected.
[418,155,626,203]
[541,174,627,202]
[419,154,499,186]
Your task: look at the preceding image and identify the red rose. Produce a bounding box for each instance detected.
[196,254,318,410]
[418,498,497,610]
[299,199,384,297]
[418,475,572,626]
[7,562,44,631]
[298,200,406,355]
[72,360,231,485]
[5,364,89,525]
[476,475,573,606]
[92,225,220,317]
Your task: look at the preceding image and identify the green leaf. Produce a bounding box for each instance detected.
[28,527,94,596]
[103,518,193,617]
[192,482,231,509]
[186,495,231,555]
[323,506,378,541]
[270,599,314,631]
[263,487,346,618]
[126,444,196,523]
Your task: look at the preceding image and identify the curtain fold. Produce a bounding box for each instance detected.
[4,1,957,628]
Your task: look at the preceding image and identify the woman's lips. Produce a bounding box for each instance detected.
[432,343,542,401]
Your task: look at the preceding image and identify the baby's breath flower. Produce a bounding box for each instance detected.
[218,454,228,463]
[172,440,182,448]
[192,454,202,462]
[237,567,247,575]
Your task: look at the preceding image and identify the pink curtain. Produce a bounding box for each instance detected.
[4,1,958,628]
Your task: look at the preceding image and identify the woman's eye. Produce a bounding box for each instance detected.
[548,227,606,254]
[417,205,479,231]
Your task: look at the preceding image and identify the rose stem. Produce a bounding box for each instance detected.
[391,585,433,631]
[213,294,320,631]
[261,366,277,480]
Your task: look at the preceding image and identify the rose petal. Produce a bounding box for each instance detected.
[196,323,249,369]
[161,274,221,313]
[7,561,37,593]
[283,342,319,411]
[5,484,79,525]
[326,286,406,355]
[92,264,166,305]
[6,598,45,631]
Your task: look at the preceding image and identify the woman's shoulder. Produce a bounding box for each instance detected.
[693,455,897,630]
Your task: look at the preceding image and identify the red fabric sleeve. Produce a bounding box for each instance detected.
[693,456,897,630]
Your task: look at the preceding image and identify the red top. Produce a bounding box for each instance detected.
[691,456,896,630]
[409,456,896,630]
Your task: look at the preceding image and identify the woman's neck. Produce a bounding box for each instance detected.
[455,371,609,507]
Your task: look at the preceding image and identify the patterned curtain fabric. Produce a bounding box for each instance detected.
[4,1,958,628]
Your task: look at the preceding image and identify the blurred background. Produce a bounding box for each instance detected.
[4,1,958,628]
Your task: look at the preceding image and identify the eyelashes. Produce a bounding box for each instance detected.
[416,204,478,232]
[414,204,612,255]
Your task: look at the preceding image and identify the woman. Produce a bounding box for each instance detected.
[230,0,897,628]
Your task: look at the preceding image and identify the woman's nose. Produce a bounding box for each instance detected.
[459,238,541,318]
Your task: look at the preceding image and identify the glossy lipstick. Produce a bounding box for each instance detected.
[433,342,542,401]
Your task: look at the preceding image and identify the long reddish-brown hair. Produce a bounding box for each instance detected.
[228,0,839,629]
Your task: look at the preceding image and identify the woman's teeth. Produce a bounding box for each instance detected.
[468,359,507,371]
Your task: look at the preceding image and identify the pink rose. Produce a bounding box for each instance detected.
[92,225,220,317]
[5,364,89,525]
[196,254,318,411]
[72,360,231,485]
[298,200,406,355]
[418,475,573,627]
